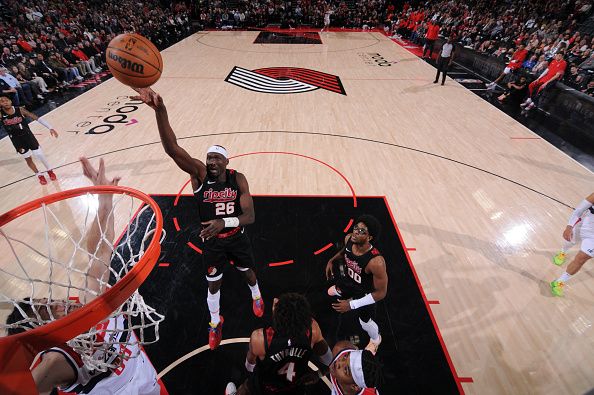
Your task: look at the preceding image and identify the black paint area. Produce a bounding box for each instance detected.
[254,31,322,44]
[131,195,458,394]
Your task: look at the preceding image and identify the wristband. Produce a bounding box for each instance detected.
[38,118,53,130]
[223,217,239,228]
[349,293,376,310]
[320,347,333,366]
[568,199,593,227]
[245,359,255,372]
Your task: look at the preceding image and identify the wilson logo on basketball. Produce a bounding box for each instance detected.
[108,52,145,74]
[225,66,346,95]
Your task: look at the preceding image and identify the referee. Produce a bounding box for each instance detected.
[434,36,455,86]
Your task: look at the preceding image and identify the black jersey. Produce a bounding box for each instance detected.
[255,326,313,393]
[342,238,381,296]
[1,107,30,137]
[193,169,243,230]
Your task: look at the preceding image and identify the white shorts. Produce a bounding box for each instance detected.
[115,351,160,395]
[572,221,594,257]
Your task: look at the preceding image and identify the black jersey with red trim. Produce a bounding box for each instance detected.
[1,106,31,137]
[342,238,381,296]
[255,326,313,393]
[193,169,243,228]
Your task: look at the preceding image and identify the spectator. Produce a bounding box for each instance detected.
[0,66,33,106]
[487,44,528,89]
[522,52,568,114]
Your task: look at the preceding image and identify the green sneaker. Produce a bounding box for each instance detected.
[553,251,566,266]
[550,281,564,297]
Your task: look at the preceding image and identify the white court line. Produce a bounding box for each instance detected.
[157,337,332,389]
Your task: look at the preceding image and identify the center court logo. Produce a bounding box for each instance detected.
[225,66,346,95]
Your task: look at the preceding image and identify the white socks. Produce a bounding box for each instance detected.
[557,272,572,283]
[359,317,380,342]
[32,148,52,170]
[249,282,261,300]
[207,290,220,324]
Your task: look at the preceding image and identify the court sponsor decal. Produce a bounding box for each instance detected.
[357,52,397,66]
[225,66,346,95]
[66,96,143,134]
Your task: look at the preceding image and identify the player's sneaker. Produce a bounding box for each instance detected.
[327,285,342,297]
[38,175,47,185]
[225,382,237,395]
[550,281,564,297]
[47,170,57,181]
[208,316,224,350]
[365,335,382,355]
[553,251,566,266]
[253,297,264,318]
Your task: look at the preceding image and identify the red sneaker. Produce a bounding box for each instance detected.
[252,297,264,318]
[47,170,57,181]
[208,316,224,350]
[38,175,47,185]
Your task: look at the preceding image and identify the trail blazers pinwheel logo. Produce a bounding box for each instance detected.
[225,66,346,95]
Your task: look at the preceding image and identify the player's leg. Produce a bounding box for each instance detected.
[358,305,381,355]
[18,144,47,185]
[29,135,57,180]
[204,241,226,349]
[229,234,264,317]
[553,222,580,265]
[551,234,593,296]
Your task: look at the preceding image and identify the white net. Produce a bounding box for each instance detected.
[0,189,164,372]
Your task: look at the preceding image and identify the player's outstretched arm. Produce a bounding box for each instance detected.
[368,256,388,302]
[31,352,76,395]
[246,328,265,372]
[80,157,120,301]
[311,319,333,366]
[236,172,255,225]
[20,107,58,138]
[131,88,205,178]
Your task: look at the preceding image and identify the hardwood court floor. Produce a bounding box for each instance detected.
[1,31,593,394]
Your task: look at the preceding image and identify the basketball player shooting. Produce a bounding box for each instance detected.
[326,215,387,355]
[0,95,58,185]
[132,87,264,350]
[226,293,334,395]
[5,157,161,395]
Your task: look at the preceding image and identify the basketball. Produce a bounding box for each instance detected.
[106,33,163,88]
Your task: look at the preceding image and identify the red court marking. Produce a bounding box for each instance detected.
[383,196,470,394]
[173,217,180,231]
[314,243,333,255]
[158,263,170,267]
[268,260,294,267]
[187,242,202,254]
[407,247,417,251]
[343,218,354,233]
[510,137,542,140]
[459,377,474,383]
[427,300,440,304]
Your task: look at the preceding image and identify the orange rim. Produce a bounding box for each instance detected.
[0,185,163,356]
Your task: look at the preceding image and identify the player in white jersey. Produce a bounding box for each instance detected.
[321,8,333,32]
[328,340,382,395]
[5,157,160,394]
[550,192,594,296]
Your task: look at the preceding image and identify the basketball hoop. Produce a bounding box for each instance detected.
[0,186,164,394]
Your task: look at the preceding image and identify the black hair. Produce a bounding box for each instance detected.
[273,293,312,340]
[355,214,381,241]
[5,298,33,336]
[361,349,384,388]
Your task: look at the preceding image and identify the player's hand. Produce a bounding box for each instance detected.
[332,299,352,313]
[325,260,334,280]
[50,129,58,138]
[563,225,573,242]
[80,157,121,186]
[130,87,164,110]
[200,219,225,240]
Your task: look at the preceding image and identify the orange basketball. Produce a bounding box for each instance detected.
[106,33,163,88]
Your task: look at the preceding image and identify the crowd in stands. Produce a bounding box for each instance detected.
[387,0,594,98]
[0,0,192,109]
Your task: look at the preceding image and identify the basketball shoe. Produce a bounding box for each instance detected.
[553,251,566,266]
[47,170,57,181]
[365,335,382,355]
[253,297,264,318]
[550,281,564,297]
[209,316,224,349]
[38,174,47,185]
